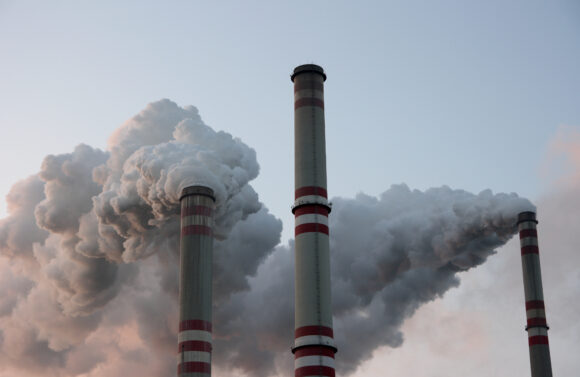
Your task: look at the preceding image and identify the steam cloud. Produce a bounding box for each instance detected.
[0,100,533,377]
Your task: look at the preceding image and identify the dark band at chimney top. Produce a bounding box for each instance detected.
[180,185,216,202]
[291,64,327,82]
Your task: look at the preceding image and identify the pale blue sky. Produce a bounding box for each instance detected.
[2,2,579,229]
[0,2,579,375]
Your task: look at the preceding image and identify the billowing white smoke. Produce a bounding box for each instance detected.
[0,99,533,377]
[212,185,533,375]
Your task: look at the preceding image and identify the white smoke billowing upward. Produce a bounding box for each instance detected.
[0,99,533,377]
[89,99,261,263]
[0,99,279,376]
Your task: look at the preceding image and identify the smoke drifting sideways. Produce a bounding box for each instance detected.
[0,100,533,377]
[214,186,534,376]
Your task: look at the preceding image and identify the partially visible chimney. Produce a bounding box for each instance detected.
[291,64,337,377]
[517,211,553,377]
[178,185,215,377]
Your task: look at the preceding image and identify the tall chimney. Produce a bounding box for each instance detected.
[178,185,215,377]
[517,211,553,377]
[291,64,337,377]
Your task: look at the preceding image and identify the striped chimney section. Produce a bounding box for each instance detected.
[517,211,553,377]
[291,64,337,377]
[178,186,215,377]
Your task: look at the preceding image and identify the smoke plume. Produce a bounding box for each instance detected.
[212,185,533,375]
[0,99,533,377]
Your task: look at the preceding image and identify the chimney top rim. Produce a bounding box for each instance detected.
[291,64,326,82]
[517,211,538,225]
[180,185,216,202]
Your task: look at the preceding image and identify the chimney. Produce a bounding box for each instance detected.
[178,185,215,376]
[291,64,337,377]
[517,211,553,377]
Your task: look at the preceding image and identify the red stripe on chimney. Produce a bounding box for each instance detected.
[178,362,211,374]
[521,245,539,255]
[294,204,329,217]
[295,325,334,338]
[295,186,328,199]
[294,346,335,358]
[528,335,549,346]
[178,340,212,353]
[179,320,212,332]
[295,223,329,236]
[295,98,324,110]
[295,366,335,377]
[181,225,213,236]
[525,300,545,310]
[181,205,213,217]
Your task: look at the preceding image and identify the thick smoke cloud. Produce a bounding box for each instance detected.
[212,185,533,375]
[349,125,580,377]
[0,99,533,377]
[0,99,279,377]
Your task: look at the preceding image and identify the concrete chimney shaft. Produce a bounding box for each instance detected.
[517,211,553,377]
[178,186,215,377]
[291,64,337,377]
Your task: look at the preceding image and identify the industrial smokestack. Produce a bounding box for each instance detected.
[517,211,553,377]
[291,64,337,377]
[178,185,216,377]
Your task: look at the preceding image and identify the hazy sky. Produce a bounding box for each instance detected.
[1,1,579,376]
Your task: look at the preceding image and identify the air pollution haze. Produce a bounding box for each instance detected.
[0,100,534,377]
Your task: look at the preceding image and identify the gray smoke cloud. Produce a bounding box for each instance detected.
[0,99,533,377]
[212,185,533,376]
